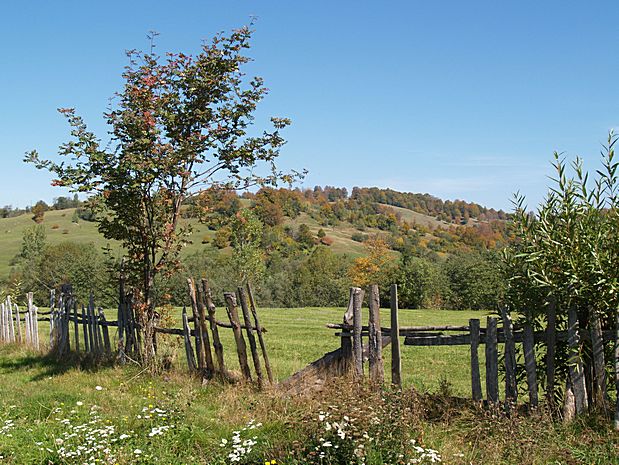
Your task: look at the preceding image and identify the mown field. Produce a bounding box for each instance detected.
[1,306,618,464]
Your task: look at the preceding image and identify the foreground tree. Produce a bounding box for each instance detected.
[26,27,301,365]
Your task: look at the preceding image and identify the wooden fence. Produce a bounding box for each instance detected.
[0,293,39,349]
[0,279,273,389]
[299,283,619,427]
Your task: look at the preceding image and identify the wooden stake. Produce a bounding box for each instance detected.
[567,306,588,414]
[182,307,196,372]
[238,287,264,388]
[485,316,499,403]
[224,292,252,381]
[590,310,607,409]
[368,284,384,385]
[546,299,557,406]
[202,279,226,374]
[500,306,518,403]
[247,283,273,384]
[523,314,538,407]
[187,278,205,371]
[469,318,482,401]
[390,284,402,388]
[99,308,111,354]
[352,287,364,378]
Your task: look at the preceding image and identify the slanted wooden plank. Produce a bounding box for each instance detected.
[187,278,205,371]
[567,306,588,414]
[470,319,482,401]
[501,307,518,403]
[196,286,215,374]
[352,287,364,378]
[340,288,355,369]
[202,279,226,374]
[224,292,252,381]
[247,283,273,384]
[368,284,384,386]
[390,284,402,388]
[99,308,111,354]
[182,307,196,372]
[238,287,264,389]
[485,317,499,403]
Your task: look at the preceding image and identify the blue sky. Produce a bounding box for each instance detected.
[1,1,618,211]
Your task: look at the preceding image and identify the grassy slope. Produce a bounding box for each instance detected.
[0,203,433,277]
[1,306,617,464]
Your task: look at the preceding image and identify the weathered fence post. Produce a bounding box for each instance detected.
[247,283,273,384]
[469,318,482,401]
[187,278,205,371]
[81,305,90,353]
[224,292,252,381]
[182,306,196,372]
[196,286,215,375]
[238,287,264,389]
[14,304,21,343]
[7,297,15,342]
[567,306,588,414]
[341,288,355,372]
[72,299,80,353]
[202,279,226,374]
[546,298,557,407]
[368,284,384,386]
[485,316,499,403]
[523,310,538,407]
[590,310,607,409]
[390,284,402,388]
[352,287,364,378]
[500,307,518,403]
[99,308,111,354]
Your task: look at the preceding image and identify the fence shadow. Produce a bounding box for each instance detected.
[0,351,116,381]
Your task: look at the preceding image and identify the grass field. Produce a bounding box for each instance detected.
[1,306,618,464]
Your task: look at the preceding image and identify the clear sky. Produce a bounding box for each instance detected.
[2,1,618,211]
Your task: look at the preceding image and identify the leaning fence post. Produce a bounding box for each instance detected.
[341,288,355,372]
[196,286,215,374]
[368,284,384,386]
[202,279,226,374]
[224,292,252,381]
[390,284,402,388]
[485,316,499,403]
[500,306,517,403]
[99,308,111,354]
[469,318,482,401]
[352,287,364,378]
[247,283,274,384]
[238,287,264,389]
[182,307,196,372]
[187,278,205,371]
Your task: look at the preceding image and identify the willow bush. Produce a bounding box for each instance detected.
[504,132,619,419]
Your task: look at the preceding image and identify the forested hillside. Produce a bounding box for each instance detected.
[1,186,511,310]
